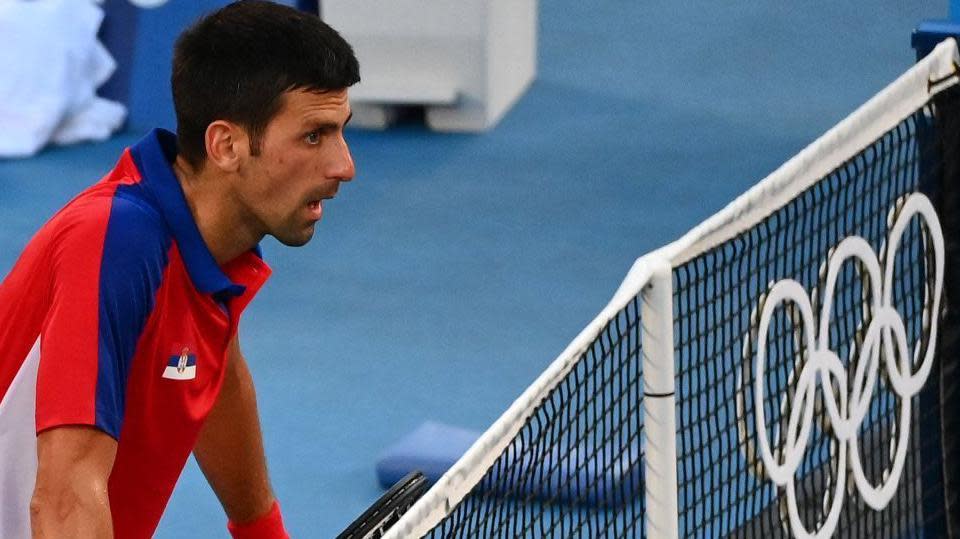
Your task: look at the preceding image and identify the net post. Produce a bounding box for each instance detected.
[930,80,960,539]
[641,259,679,539]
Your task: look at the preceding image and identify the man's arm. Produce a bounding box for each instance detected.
[31,426,117,538]
[194,335,277,525]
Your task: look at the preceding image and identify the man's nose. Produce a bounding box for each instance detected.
[328,135,355,182]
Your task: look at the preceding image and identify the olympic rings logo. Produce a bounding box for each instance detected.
[736,193,944,539]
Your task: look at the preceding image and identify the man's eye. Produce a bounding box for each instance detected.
[305,131,321,144]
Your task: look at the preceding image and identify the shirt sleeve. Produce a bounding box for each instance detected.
[36,194,169,439]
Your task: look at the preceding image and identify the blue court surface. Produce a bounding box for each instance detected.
[0,1,941,536]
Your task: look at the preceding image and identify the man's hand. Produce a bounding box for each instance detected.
[31,425,117,538]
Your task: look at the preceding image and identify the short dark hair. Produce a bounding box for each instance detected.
[172,0,360,169]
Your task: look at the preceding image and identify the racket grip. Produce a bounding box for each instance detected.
[228,500,290,539]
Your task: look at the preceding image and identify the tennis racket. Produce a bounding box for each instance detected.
[337,471,428,539]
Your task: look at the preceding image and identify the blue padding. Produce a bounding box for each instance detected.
[375,421,644,508]
[912,20,960,60]
[376,421,480,488]
[97,0,139,106]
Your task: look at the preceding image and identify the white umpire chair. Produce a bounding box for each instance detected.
[320,0,538,132]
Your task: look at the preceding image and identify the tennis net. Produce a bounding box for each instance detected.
[385,38,960,538]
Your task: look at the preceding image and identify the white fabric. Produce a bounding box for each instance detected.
[0,0,126,158]
[0,339,40,539]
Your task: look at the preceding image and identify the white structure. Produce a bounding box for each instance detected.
[320,0,537,132]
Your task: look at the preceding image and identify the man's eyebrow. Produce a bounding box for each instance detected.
[305,121,339,130]
[304,113,353,131]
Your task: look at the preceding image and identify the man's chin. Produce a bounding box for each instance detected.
[272,227,315,247]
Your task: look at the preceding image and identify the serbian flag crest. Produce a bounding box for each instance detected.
[162,347,197,380]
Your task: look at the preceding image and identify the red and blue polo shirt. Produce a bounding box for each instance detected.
[0,129,271,538]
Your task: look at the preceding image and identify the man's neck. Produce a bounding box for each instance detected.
[172,156,261,265]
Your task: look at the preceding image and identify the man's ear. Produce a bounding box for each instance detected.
[204,121,249,172]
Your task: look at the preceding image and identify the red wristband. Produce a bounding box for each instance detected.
[227,501,290,539]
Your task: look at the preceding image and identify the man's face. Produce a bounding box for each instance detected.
[234,88,354,247]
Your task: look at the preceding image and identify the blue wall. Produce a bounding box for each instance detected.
[101,0,301,131]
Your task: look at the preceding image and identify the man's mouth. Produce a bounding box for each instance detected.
[306,190,337,219]
[307,199,323,220]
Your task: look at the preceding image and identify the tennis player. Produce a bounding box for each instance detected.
[0,2,358,537]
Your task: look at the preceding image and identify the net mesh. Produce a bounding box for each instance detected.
[672,87,954,538]
[405,57,960,539]
[424,297,648,538]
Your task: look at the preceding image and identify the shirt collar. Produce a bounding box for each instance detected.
[128,128,253,299]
